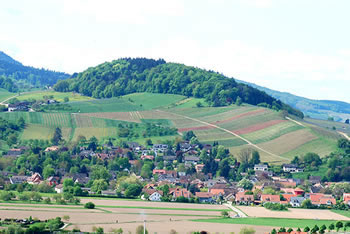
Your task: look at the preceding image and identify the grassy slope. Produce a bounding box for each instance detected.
[16,90,94,102]
[331,210,350,218]
[0,89,15,103]
[192,217,342,228]
[69,93,185,113]
[0,92,339,163]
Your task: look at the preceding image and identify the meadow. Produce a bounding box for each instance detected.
[15,90,93,103]
[0,89,15,103]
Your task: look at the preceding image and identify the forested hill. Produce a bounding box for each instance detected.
[0,51,70,91]
[237,79,350,122]
[54,58,304,118]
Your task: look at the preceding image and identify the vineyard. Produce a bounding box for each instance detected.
[0,92,342,163]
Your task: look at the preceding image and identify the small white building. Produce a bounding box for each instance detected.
[55,184,64,194]
[254,164,268,171]
[282,164,304,173]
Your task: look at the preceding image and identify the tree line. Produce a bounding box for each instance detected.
[54,58,304,118]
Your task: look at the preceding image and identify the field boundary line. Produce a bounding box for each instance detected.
[156,110,288,162]
[337,131,350,141]
[285,116,305,127]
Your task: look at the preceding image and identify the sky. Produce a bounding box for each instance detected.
[1,0,350,102]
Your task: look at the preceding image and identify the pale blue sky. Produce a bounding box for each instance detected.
[1,0,350,102]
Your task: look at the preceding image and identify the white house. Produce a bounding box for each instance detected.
[254,164,268,171]
[55,184,64,194]
[282,164,304,173]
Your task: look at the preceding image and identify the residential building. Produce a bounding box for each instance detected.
[261,194,280,203]
[9,176,29,184]
[282,164,304,173]
[290,197,305,207]
[55,184,64,194]
[195,192,214,203]
[254,164,268,171]
[235,192,254,204]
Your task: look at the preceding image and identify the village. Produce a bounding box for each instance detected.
[1,136,349,213]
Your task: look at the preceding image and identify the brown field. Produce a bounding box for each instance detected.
[0,201,275,234]
[257,129,318,155]
[233,120,286,135]
[80,198,226,210]
[237,206,350,221]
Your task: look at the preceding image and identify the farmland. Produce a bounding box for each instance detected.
[15,90,94,103]
[0,89,15,103]
[0,199,348,233]
[1,92,341,163]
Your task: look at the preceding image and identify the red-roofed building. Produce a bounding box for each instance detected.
[209,183,227,195]
[344,193,350,206]
[282,194,295,202]
[153,169,166,175]
[141,155,154,160]
[294,188,304,196]
[195,192,214,203]
[235,192,254,204]
[306,193,336,206]
[261,194,280,203]
[169,188,191,199]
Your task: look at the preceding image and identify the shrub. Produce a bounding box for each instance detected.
[239,227,255,234]
[84,202,95,209]
[263,202,288,211]
[221,210,229,218]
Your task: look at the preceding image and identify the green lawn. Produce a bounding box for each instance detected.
[69,93,185,113]
[192,217,343,228]
[16,91,94,103]
[331,210,350,218]
[0,89,15,103]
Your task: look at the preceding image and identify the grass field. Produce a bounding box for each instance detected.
[332,210,350,218]
[0,89,15,103]
[15,91,94,103]
[69,93,185,113]
[192,217,341,228]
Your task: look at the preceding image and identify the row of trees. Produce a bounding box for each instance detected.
[54,58,303,118]
[271,221,350,234]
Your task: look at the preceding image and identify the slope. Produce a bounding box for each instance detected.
[0,51,70,90]
[237,79,350,122]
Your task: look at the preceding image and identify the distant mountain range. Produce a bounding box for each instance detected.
[0,51,69,90]
[237,79,350,122]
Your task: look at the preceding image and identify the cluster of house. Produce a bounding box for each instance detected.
[7,99,58,112]
[2,142,349,209]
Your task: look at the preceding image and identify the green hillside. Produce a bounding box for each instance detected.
[54,58,303,118]
[1,92,340,164]
[0,51,70,91]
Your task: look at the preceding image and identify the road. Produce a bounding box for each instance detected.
[0,94,18,106]
[223,203,247,218]
[157,109,288,162]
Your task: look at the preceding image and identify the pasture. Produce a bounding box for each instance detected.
[69,93,185,113]
[0,89,15,103]
[15,90,93,102]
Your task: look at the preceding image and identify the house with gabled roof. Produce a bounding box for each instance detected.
[195,192,214,203]
[235,192,254,205]
[261,194,280,204]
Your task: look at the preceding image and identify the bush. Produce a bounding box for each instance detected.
[263,202,288,211]
[239,227,255,234]
[84,202,95,209]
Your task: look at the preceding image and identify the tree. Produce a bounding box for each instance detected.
[221,210,229,218]
[183,131,196,141]
[238,178,253,190]
[328,223,334,232]
[271,229,277,234]
[125,184,142,198]
[239,227,255,234]
[301,199,313,209]
[84,202,95,209]
[287,228,293,233]
[303,226,310,232]
[136,225,148,234]
[63,97,69,102]
[238,148,252,164]
[196,101,203,107]
[17,117,25,128]
[91,179,108,193]
[319,224,326,234]
[52,127,62,145]
[236,96,242,106]
[43,165,55,179]
[336,221,343,232]
[311,225,319,233]
[249,151,260,165]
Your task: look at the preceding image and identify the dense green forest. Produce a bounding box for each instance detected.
[54,58,303,118]
[0,51,69,90]
[0,117,25,146]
